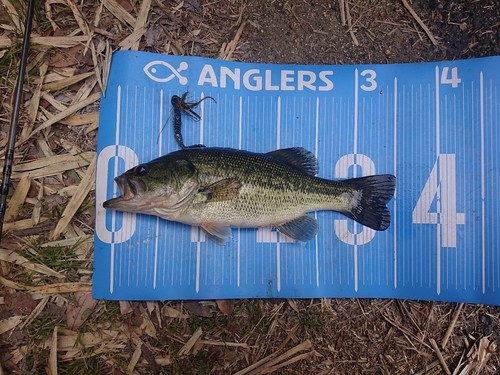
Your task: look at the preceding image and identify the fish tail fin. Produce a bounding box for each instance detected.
[342,174,396,231]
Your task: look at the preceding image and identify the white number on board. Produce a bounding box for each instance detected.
[360,69,378,92]
[412,154,465,248]
[334,154,376,246]
[95,145,139,244]
[440,67,462,88]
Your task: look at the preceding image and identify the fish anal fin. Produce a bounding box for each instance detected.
[203,179,242,202]
[267,147,319,175]
[275,215,319,242]
[201,223,231,245]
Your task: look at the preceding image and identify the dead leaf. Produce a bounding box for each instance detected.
[66,291,97,330]
[3,291,37,316]
[50,44,93,68]
[183,301,214,317]
[216,300,236,316]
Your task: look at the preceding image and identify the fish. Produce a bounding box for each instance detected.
[103,147,396,245]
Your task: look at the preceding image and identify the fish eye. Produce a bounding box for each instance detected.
[135,165,148,176]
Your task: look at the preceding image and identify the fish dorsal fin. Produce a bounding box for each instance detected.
[275,215,319,242]
[267,147,319,175]
[199,179,242,202]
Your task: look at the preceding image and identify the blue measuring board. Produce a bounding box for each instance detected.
[93,51,500,305]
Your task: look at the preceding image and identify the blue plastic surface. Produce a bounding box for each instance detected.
[93,51,500,304]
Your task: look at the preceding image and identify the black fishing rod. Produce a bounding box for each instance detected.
[0,0,36,241]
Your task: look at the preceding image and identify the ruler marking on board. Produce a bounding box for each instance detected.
[480,72,486,294]
[315,97,320,287]
[393,77,398,289]
[461,82,467,290]
[238,95,243,288]
[491,81,496,292]
[141,87,147,287]
[435,66,442,295]
[153,88,163,289]
[109,84,123,294]
[276,95,281,292]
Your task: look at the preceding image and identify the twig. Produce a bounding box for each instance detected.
[221,21,246,60]
[441,303,464,349]
[236,340,312,375]
[338,0,346,26]
[430,338,451,375]
[414,356,450,375]
[344,1,359,46]
[401,0,439,46]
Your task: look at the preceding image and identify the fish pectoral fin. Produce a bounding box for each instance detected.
[201,223,231,245]
[275,215,319,242]
[267,147,319,176]
[203,179,242,202]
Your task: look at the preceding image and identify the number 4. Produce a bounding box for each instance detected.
[440,67,461,88]
[412,154,465,248]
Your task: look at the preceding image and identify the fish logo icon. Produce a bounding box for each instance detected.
[143,60,188,84]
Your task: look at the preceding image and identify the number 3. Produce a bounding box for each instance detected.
[360,69,377,92]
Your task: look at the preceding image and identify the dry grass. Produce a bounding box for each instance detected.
[0,0,499,374]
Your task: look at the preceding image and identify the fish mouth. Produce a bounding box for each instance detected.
[103,176,146,209]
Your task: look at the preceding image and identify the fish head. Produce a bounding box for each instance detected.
[103,158,199,216]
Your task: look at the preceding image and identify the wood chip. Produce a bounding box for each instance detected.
[28,282,92,294]
[10,152,93,173]
[0,36,12,48]
[32,178,44,225]
[4,175,31,222]
[39,235,92,248]
[1,217,49,233]
[52,154,96,239]
[101,0,136,27]
[201,340,249,348]
[48,326,58,375]
[0,276,27,291]
[53,330,128,351]
[178,327,203,356]
[42,71,94,92]
[0,316,24,335]
[10,152,94,180]
[126,341,142,374]
[21,92,100,144]
[119,0,151,50]
[65,0,91,35]
[162,305,189,319]
[22,62,48,140]
[31,35,89,48]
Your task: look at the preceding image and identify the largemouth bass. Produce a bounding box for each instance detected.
[103,147,396,244]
